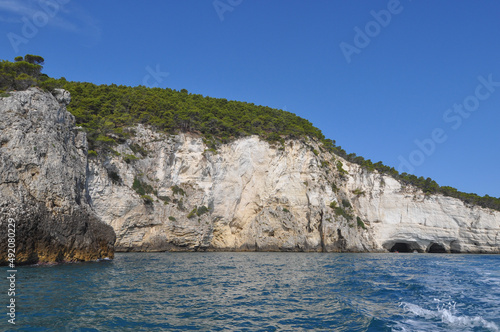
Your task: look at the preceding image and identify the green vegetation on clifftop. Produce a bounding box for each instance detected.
[60,81,324,147]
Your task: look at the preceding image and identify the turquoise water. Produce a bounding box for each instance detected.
[2,253,499,331]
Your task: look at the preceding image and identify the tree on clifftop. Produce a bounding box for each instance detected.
[23,54,45,65]
[0,55,57,92]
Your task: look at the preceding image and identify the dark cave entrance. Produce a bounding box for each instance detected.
[390,242,411,252]
[428,243,446,253]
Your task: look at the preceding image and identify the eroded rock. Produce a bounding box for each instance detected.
[0,88,115,265]
[87,126,500,253]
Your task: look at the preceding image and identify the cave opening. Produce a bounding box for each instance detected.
[390,242,411,252]
[428,243,446,253]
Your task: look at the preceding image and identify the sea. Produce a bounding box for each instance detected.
[2,252,499,331]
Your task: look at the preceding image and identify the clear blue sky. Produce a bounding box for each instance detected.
[1,0,499,197]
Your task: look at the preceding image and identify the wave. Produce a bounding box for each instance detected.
[399,301,499,332]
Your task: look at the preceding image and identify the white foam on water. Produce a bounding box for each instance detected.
[399,301,499,332]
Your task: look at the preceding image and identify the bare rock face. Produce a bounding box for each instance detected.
[87,126,500,253]
[89,130,370,252]
[347,167,500,253]
[5,88,495,257]
[0,88,115,265]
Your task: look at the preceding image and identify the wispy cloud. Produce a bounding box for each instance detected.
[1,0,101,47]
[0,0,36,23]
[0,0,35,15]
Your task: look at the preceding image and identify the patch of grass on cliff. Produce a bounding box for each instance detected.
[187,208,197,219]
[335,206,353,222]
[187,206,209,219]
[107,170,122,185]
[196,206,209,216]
[357,216,367,230]
[341,199,352,209]
[132,177,154,196]
[353,188,365,197]
[171,185,185,196]
[129,143,149,157]
[177,199,185,211]
[141,195,153,205]
[331,199,354,221]
[336,161,347,175]
[158,196,171,204]
[123,154,139,164]
[87,150,98,158]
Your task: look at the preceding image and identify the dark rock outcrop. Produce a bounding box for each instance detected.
[0,88,115,265]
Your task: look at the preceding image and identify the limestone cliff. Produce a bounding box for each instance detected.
[1,89,497,258]
[0,88,115,265]
[88,126,500,253]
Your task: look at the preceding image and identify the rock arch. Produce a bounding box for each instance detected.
[428,243,446,253]
[390,242,412,252]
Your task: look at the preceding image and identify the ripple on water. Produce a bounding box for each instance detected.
[2,253,499,331]
[398,301,499,332]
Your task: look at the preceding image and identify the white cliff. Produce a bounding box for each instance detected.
[3,88,496,264]
[88,125,500,253]
[347,166,500,253]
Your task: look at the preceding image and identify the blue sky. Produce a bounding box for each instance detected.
[1,0,499,197]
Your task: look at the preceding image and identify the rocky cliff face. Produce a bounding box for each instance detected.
[0,88,115,265]
[88,126,500,253]
[1,89,497,258]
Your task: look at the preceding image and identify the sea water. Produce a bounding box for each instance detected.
[2,253,499,331]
